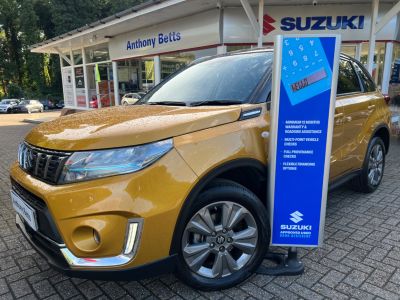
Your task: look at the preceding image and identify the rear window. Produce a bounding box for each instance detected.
[337,60,362,95]
[352,61,376,92]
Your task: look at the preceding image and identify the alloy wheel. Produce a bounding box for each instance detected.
[368,143,384,186]
[181,201,258,279]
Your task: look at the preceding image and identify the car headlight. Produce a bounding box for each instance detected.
[59,139,173,184]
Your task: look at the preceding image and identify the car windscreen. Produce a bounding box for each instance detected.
[20,100,29,105]
[0,100,10,104]
[142,52,273,105]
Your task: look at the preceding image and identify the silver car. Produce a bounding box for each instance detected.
[14,100,44,113]
[121,93,143,105]
[0,99,19,113]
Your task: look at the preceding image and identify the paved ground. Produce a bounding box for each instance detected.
[0,111,61,126]
[0,112,400,299]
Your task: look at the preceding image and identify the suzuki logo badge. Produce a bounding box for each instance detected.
[290,211,304,224]
[263,14,276,35]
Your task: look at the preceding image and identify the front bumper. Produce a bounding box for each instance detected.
[16,214,177,280]
[10,148,197,271]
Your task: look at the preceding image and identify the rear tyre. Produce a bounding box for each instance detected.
[176,179,270,291]
[350,136,386,193]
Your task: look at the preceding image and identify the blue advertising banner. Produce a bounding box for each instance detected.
[269,35,340,247]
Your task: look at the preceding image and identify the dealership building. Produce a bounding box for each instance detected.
[31,0,400,110]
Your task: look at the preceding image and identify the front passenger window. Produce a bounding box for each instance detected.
[337,60,361,95]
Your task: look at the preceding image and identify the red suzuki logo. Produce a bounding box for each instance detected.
[263,14,276,35]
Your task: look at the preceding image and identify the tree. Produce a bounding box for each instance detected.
[20,0,44,97]
[0,0,23,85]
[0,0,144,100]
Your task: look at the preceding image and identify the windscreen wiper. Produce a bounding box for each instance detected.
[147,101,188,106]
[190,100,243,107]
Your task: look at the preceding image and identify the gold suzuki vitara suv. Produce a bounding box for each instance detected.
[10,50,390,290]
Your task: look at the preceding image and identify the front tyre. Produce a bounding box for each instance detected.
[176,180,270,291]
[351,136,386,193]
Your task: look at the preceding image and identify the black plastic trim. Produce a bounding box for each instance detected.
[328,169,361,192]
[16,215,177,281]
[371,123,391,154]
[169,158,266,255]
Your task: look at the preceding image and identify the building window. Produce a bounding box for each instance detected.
[360,42,386,89]
[73,49,83,65]
[341,45,357,58]
[116,58,155,96]
[160,48,217,81]
[85,43,110,63]
[61,53,71,67]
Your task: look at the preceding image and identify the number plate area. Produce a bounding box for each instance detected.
[11,190,38,231]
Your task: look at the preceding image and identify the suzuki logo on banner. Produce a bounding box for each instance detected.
[290,211,303,224]
[263,14,365,35]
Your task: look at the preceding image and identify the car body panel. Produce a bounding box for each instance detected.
[10,148,197,269]
[25,105,242,151]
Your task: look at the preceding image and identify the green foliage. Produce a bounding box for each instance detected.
[6,83,23,98]
[0,0,143,99]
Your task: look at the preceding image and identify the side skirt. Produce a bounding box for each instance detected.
[328,169,362,192]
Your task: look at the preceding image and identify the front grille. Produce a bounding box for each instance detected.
[11,179,64,244]
[18,142,70,184]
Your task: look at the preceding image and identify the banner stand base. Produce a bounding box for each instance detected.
[255,247,305,276]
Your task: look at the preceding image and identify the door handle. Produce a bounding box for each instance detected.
[368,104,376,110]
[261,131,269,139]
[334,113,344,118]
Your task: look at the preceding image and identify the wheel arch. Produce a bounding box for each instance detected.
[372,123,390,154]
[169,158,267,255]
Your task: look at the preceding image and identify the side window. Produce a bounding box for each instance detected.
[337,60,362,95]
[352,61,376,92]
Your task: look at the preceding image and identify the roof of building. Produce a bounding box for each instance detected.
[30,0,396,54]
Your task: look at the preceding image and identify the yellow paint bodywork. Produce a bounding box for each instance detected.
[10,90,390,269]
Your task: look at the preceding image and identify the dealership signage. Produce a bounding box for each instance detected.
[61,68,74,107]
[268,35,340,246]
[280,15,364,31]
[126,32,181,51]
[224,4,397,43]
[109,10,219,60]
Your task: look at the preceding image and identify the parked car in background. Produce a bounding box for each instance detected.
[40,99,56,110]
[13,100,44,113]
[56,100,64,109]
[0,99,19,113]
[121,92,143,105]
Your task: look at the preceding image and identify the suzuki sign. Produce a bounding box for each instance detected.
[280,16,365,31]
[224,4,397,43]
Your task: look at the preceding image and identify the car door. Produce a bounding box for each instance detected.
[337,58,372,173]
[330,96,345,180]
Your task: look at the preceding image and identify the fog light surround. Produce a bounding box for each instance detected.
[61,218,143,268]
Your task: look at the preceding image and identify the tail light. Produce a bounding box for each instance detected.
[383,95,391,105]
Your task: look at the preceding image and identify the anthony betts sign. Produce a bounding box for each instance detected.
[268,35,340,247]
